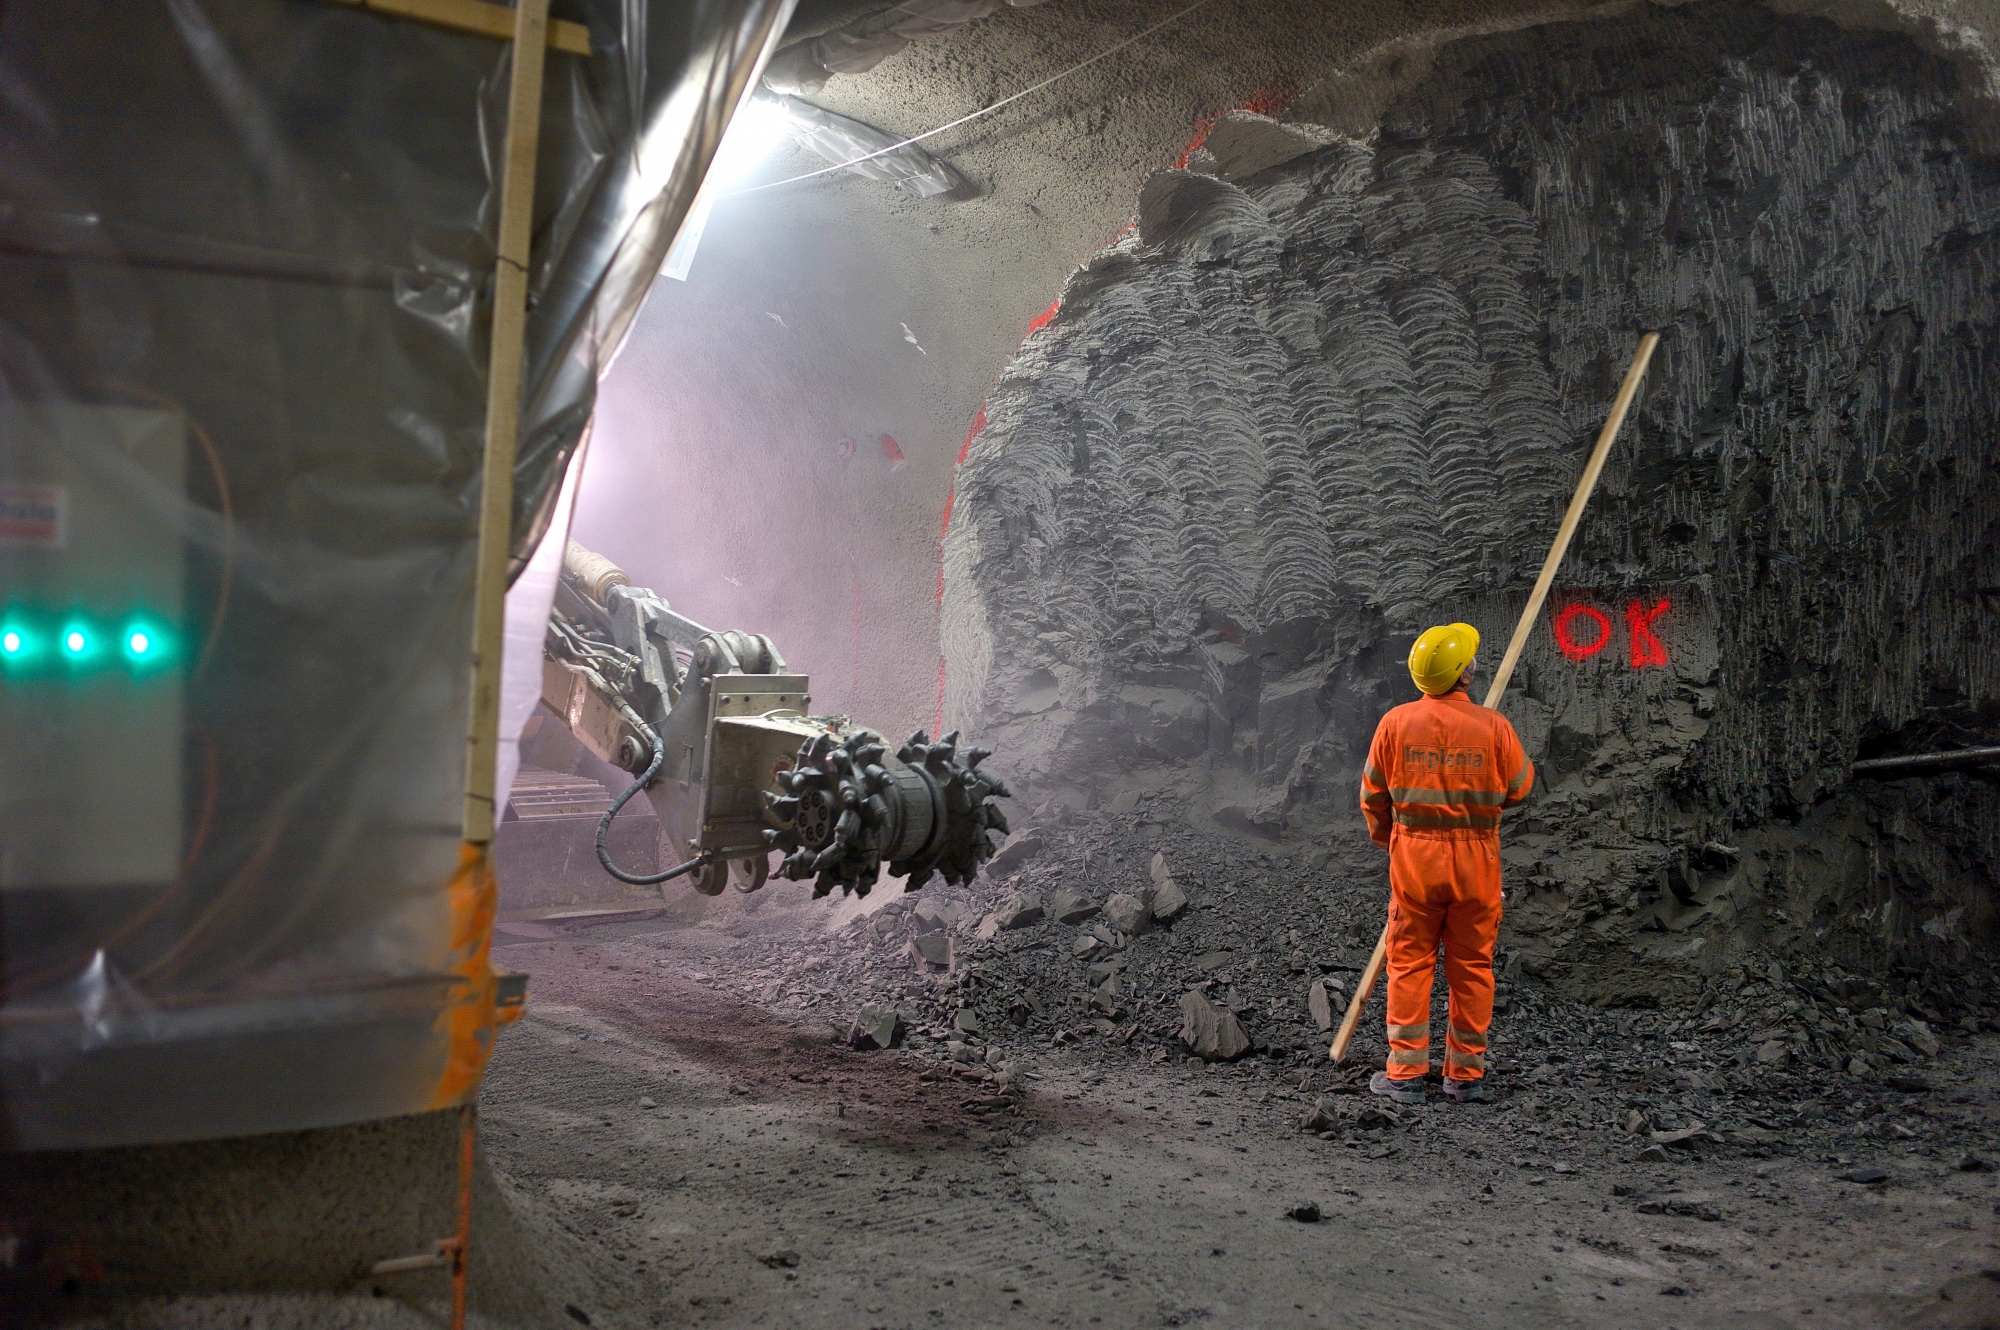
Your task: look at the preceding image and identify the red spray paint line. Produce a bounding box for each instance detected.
[1023,298,1061,340]
[935,403,991,601]
[1171,89,1292,169]
[930,95,1291,734]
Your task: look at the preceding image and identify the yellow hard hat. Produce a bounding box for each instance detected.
[1409,622,1480,695]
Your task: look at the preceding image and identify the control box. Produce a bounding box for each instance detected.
[1,404,185,888]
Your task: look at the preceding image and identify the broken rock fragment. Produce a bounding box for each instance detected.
[1299,1096,1341,1133]
[1178,990,1252,1061]
[1353,1104,1402,1131]
[985,830,1045,878]
[1307,978,1342,1032]
[993,891,1045,930]
[908,933,953,970]
[1103,892,1152,936]
[848,1004,902,1051]
[1048,891,1100,925]
[1892,1019,1940,1058]
[1149,876,1189,923]
[1147,851,1190,921]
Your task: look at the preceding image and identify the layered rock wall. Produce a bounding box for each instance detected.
[942,3,2000,984]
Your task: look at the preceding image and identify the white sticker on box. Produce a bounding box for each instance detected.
[0,484,67,548]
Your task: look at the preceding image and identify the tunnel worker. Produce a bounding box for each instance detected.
[1359,622,1532,1104]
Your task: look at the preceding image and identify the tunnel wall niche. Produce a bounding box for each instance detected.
[941,2,2000,986]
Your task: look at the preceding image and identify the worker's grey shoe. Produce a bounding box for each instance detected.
[1442,1076,1488,1103]
[1369,1072,1426,1105]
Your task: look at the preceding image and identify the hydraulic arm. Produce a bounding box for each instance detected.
[540,541,1008,898]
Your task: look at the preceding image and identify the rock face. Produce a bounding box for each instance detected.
[942,3,2000,973]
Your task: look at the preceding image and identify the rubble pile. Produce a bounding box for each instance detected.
[708,805,1999,1163]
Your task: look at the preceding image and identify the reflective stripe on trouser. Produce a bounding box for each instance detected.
[1383,832,1502,1082]
[1385,1020,1430,1078]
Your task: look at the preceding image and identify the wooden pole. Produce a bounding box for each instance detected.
[1330,333,1661,1065]
[323,0,590,55]
[462,0,551,845]
[1326,928,1388,1065]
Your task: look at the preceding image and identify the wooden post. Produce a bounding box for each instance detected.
[462,0,551,844]
[1329,333,1661,1066]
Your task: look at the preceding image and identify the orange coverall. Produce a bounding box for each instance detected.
[1359,688,1532,1082]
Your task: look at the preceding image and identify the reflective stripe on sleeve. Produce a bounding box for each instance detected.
[1507,767,1529,795]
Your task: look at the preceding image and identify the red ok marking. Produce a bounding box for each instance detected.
[1552,603,1613,661]
[1626,598,1671,668]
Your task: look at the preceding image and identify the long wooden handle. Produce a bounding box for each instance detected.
[1329,333,1661,1067]
[1327,927,1388,1063]
[1481,332,1659,710]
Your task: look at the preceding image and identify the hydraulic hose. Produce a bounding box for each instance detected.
[593,719,710,886]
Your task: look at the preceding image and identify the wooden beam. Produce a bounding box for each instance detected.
[323,0,589,57]
[462,0,552,844]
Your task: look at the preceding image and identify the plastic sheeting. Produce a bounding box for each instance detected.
[0,0,792,1149]
[497,433,589,815]
[771,94,963,196]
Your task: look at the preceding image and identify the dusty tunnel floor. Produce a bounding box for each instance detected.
[451,814,2000,1330]
[14,815,2000,1329]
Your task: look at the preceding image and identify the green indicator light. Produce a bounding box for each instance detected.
[59,620,103,666]
[1,614,42,669]
[120,617,176,668]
